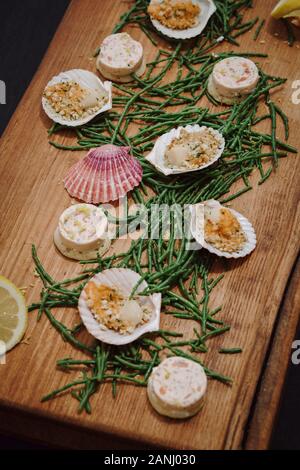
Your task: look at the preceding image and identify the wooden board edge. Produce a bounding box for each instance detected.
[244,255,300,450]
[0,406,159,450]
[0,0,299,450]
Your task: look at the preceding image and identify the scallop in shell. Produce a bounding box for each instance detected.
[78,268,161,345]
[189,199,256,259]
[148,0,216,40]
[63,144,143,203]
[42,69,112,126]
[146,124,225,176]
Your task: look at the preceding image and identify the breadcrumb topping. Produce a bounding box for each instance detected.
[165,128,222,169]
[84,282,151,334]
[148,0,200,30]
[205,207,246,253]
[44,81,108,121]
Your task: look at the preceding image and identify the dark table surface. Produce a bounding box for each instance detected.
[0,0,299,450]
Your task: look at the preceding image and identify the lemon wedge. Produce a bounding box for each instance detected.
[271,0,300,19]
[0,276,28,352]
[284,8,300,25]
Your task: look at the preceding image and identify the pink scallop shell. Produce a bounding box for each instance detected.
[63,145,143,203]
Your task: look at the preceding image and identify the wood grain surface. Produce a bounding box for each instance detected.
[246,257,300,449]
[0,0,299,450]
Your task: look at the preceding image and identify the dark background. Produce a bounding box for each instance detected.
[0,0,299,450]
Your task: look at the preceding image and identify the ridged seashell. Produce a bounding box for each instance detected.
[78,268,161,345]
[146,125,225,176]
[42,69,112,126]
[189,199,256,259]
[63,145,143,203]
[148,0,216,40]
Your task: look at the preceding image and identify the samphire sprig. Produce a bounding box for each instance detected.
[112,0,256,50]
[31,243,232,413]
[49,55,295,197]
[31,1,297,413]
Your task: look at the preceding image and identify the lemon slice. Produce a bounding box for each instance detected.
[0,276,28,352]
[271,0,300,19]
[284,8,300,17]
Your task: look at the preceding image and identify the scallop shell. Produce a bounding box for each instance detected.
[63,145,143,203]
[42,69,112,127]
[78,268,162,345]
[189,199,257,259]
[148,0,216,40]
[146,124,225,176]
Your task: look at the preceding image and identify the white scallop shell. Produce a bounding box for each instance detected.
[42,69,112,127]
[146,124,225,176]
[189,199,257,259]
[148,0,216,40]
[78,268,161,345]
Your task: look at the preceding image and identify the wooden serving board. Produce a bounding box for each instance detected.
[0,0,299,450]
